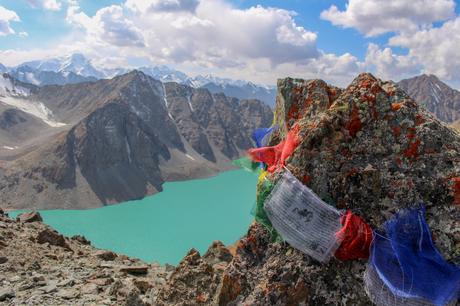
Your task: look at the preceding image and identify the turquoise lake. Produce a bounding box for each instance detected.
[11,170,258,265]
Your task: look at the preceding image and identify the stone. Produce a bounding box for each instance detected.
[40,282,57,294]
[36,228,71,250]
[17,211,43,223]
[71,235,91,245]
[119,266,149,275]
[108,279,123,296]
[57,278,75,287]
[56,289,79,299]
[94,250,117,261]
[203,241,233,264]
[0,256,8,264]
[9,275,21,282]
[0,287,15,301]
[80,283,99,295]
[125,287,149,306]
[133,278,153,294]
[88,278,113,286]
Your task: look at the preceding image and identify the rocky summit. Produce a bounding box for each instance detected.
[155,73,460,305]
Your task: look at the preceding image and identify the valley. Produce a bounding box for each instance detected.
[0,70,272,210]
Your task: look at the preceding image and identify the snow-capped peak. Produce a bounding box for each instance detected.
[17,53,105,79]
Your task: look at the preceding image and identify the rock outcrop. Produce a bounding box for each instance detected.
[158,73,460,305]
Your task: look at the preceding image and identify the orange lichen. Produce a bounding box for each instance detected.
[346,105,362,137]
[392,126,401,138]
[391,102,404,111]
[359,79,373,89]
[403,139,421,159]
[415,114,426,126]
[302,175,311,184]
[450,177,460,206]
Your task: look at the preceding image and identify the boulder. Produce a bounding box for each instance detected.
[119,265,149,275]
[17,211,42,223]
[0,288,15,301]
[36,228,71,250]
[71,235,91,245]
[94,250,117,261]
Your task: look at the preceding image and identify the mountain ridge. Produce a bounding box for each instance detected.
[0,71,272,210]
[1,54,276,106]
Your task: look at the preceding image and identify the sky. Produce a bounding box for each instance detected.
[0,0,460,88]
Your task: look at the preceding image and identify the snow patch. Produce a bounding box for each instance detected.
[2,146,18,150]
[0,75,30,97]
[185,154,195,161]
[187,94,194,112]
[125,137,132,163]
[0,96,66,127]
[161,82,174,120]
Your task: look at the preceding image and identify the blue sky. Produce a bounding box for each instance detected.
[0,0,460,87]
[0,0,381,59]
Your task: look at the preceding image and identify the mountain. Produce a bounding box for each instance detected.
[19,53,105,79]
[3,54,276,105]
[9,65,97,86]
[138,66,190,84]
[0,71,272,210]
[155,73,460,305]
[398,74,460,123]
[139,69,277,106]
[200,80,276,107]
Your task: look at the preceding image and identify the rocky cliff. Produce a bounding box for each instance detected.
[398,74,460,123]
[155,73,460,305]
[0,71,272,210]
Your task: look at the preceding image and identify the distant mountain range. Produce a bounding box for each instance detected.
[0,71,272,210]
[2,54,277,106]
[398,74,460,123]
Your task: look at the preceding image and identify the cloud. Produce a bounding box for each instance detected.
[125,0,200,13]
[27,0,62,11]
[321,0,455,36]
[67,4,146,48]
[364,43,421,80]
[43,0,62,11]
[387,17,460,81]
[18,31,28,37]
[65,0,318,68]
[0,6,20,36]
